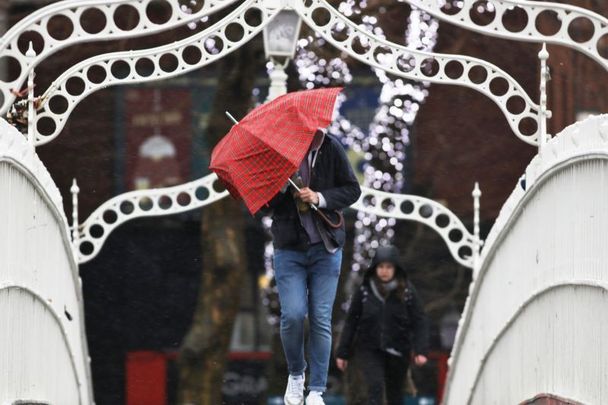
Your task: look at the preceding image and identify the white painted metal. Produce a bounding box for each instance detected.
[471,182,482,274]
[538,43,551,151]
[406,0,608,72]
[78,179,479,269]
[26,43,36,148]
[352,186,477,268]
[32,0,279,146]
[76,173,229,264]
[292,0,541,145]
[71,178,80,249]
[444,115,608,404]
[0,0,239,115]
[22,0,546,146]
[0,118,93,404]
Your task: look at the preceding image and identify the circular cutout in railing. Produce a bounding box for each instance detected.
[183,46,202,65]
[244,8,263,27]
[135,58,155,77]
[111,60,131,80]
[17,30,44,55]
[469,1,496,27]
[147,0,173,25]
[458,245,473,260]
[48,15,74,41]
[66,77,86,96]
[103,209,118,224]
[400,200,414,214]
[120,200,135,215]
[312,7,331,27]
[445,60,464,80]
[80,8,107,34]
[535,10,561,37]
[48,95,69,114]
[159,53,179,73]
[139,197,154,211]
[0,56,21,82]
[89,224,104,239]
[178,0,204,13]
[195,186,210,201]
[419,204,433,218]
[225,23,245,43]
[449,228,463,242]
[568,17,595,44]
[502,5,528,33]
[79,241,94,255]
[435,213,450,228]
[468,64,488,84]
[87,65,107,84]
[36,117,57,137]
[114,5,140,31]
[158,195,173,210]
[177,192,192,207]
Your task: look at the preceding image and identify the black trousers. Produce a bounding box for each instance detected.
[358,349,409,405]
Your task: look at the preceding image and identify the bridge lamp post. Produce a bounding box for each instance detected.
[263,9,302,101]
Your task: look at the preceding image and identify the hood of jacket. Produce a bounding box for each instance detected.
[363,245,407,283]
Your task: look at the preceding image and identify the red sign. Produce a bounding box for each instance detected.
[124,88,192,190]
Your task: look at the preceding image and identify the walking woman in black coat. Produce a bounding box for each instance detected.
[335,245,429,405]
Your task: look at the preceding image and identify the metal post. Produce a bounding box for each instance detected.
[71,179,80,247]
[26,42,37,148]
[538,43,552,152]
[265,58,289,102]
[472,182,482,276]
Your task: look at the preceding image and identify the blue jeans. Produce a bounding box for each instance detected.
[273,244,342,393]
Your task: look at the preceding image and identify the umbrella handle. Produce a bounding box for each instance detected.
[287,178,343,228]
[316,209,344,229]
[287,178,319,212]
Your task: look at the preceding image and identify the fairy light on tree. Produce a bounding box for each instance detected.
[351,8,439,275]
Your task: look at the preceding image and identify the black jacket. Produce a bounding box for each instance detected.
[335,246,430,359]
[266,134,361,251]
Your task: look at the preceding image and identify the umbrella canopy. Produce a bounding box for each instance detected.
[209,87,343,214]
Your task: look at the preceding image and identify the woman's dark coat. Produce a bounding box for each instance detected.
[335,246,429,359]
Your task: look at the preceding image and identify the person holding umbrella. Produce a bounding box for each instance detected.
[335,245,429,405]
[210,88,361,405]
[269,127,361,405]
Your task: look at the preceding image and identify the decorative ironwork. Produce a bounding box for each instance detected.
[31,0,278,146]
[353,186,477,268]
[406,0,608,72]
[293,0,541,144]
[76,173,229,263]
[0,0,238,116]
[78,177,479,269]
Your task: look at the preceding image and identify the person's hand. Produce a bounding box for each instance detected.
[336,358,348,371]
[414,354,428,367]
[297,187,319,205]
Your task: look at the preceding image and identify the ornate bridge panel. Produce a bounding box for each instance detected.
[78,179,478,269]
[407,0,608,72]
[444,115,608,404]
[353,187,477,268]
[0,0,238,115]
[77,174,229,264]
[33,0,278,146]
[294,0,541,145]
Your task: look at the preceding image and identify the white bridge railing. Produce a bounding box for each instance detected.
[0,119,93,405]
[444,115,608,404]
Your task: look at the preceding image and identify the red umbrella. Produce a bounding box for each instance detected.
[209,87,343,214]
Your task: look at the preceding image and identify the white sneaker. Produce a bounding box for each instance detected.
[305,391,325,405]
[284,374,305,405]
